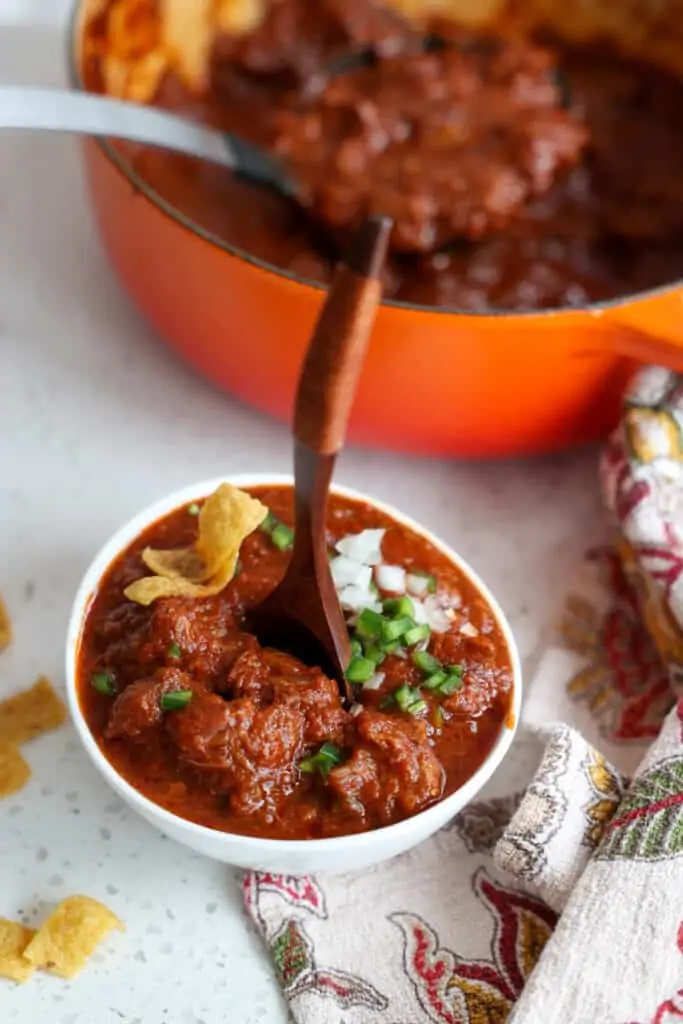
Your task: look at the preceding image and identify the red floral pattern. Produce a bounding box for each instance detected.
[601,549,673,740]
[633,524,683,604]
[602,434,652,523]
[269,917,389,1012]
[600,375,683,689]
[243,873,388,1014]
[391,869,557,1023]
[562,548,673,742]
[242,872,327,919]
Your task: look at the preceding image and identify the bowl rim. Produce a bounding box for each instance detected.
[66,0,683,321]
[65,472,523,855]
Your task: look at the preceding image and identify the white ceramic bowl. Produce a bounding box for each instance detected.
[66,473,522,874]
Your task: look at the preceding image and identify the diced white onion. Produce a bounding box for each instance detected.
[350,702,364,717]
[424,594,452,633]
[362,671,385,691]
[338,584,382,614]
[330,555,372,590]
[375,564,406,594]
[406,573,430,598]
[336,528,386,566]
[460,621,479,638]
[411,599,428,625]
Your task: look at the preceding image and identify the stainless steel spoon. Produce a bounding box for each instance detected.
[0,85,298,199]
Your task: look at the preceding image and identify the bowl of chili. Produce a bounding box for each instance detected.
[71,0,683,458]
[65,474,521,873]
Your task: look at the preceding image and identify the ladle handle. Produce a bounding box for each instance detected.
[0,85,234,166]
[293,217,392,456]
[0,85,297,196]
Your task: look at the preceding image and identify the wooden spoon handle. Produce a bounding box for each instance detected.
[294,216,392,455]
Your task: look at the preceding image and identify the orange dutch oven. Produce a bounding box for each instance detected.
[69,1,683,459]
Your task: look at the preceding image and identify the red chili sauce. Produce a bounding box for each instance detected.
[77,487,514,840]
[82,0,683,311]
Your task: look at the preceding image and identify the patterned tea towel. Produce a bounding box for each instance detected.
[243,367,683,1024]
[505,701,683,1024]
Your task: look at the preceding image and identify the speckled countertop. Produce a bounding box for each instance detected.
[0,5,608,1023]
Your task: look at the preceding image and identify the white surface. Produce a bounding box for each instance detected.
[0,6,607,1023]
[64,475,522,876]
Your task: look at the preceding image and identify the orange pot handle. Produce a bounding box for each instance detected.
[594,308,683,374]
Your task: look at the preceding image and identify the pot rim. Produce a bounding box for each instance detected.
[66,0,682,321]
[65,473,522,858]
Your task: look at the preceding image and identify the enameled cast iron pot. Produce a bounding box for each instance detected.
[69,0,683,459]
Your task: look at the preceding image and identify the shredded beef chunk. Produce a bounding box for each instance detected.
[164,688,241,767]
[91,602,152,682]
[227,649,273,701]
[329,710,445,824]
[227,645,319,694]
[443,665,513,718]
[228,647,349,742]
[430,627,511,718]
[327,748,382,817]
[106,668,195,740]
[272,39,587,252]
[165,692,306,816]
[146,597,239,652]
[142,598,258,684]
[272,673,349,744]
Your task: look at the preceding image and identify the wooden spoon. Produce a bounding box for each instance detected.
[249,216,392,705]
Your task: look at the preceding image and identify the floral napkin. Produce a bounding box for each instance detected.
[243,367,683,1024]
